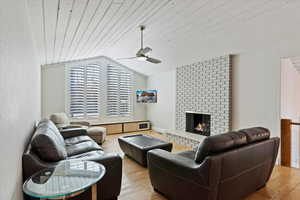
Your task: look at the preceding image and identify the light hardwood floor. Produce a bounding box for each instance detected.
[102,131,300,200]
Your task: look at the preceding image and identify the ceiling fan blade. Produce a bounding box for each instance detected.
[142,47,152,54]
[118,26,160,64]
[136,47,152,56]
[146,57,161,64]
[116,57,137,60]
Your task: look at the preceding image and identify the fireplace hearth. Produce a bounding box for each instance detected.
[186,112,211,136]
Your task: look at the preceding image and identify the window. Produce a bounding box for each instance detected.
[107,65,132,116]
[68,59,133,119]
[69,64,101,118]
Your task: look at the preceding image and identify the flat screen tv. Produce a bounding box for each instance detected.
[136,90,157,103]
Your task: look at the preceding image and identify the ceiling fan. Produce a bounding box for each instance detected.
[117,25,162,64]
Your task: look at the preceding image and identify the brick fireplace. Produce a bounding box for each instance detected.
[164,55,232,147]
[175,55,232,136]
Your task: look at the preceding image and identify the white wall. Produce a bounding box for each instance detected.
[147,70,176,133]
[134,72,148,120]
[42,62,147,121]
[0,0,41,200]
[42,63,65,118]
[281,58,300,167]
[146,4,300,140]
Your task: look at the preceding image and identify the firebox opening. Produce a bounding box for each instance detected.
[186,112,211,136]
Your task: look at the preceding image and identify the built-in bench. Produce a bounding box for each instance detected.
[89,120,151,135]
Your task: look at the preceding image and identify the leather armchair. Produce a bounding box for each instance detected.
[148,127,280,200]
[148,150,221,200]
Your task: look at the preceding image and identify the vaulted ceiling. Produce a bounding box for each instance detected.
[28,0,296,75]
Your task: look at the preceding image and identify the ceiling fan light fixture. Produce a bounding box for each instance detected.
[137,56,147,61]
[116,25,162,64]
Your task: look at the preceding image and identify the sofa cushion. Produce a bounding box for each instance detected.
[239,127,270,143]
[68,150,105,160]
[31,126,67,162]
[64,136,93,146]
[194,131,247,163]
[59,128,87,139]
[66,141,102,157]
[38,119,65,146]
[176,150,196,160]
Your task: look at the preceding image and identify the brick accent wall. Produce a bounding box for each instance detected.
[175,55,232,135]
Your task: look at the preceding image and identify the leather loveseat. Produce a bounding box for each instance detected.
[147,127,279,200]
[22,119,122,200]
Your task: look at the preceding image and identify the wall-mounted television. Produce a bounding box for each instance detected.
[136,90,157,103]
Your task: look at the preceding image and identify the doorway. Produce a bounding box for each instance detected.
[280,57,300,168]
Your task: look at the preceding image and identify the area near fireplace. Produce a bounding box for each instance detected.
[175,55,232,136]
[164,55,232,147]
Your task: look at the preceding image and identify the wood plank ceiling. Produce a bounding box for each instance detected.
[27,0,295,73]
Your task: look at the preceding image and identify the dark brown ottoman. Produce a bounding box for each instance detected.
[118,134,173,166]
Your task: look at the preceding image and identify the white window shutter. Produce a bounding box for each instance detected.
[119,68,132,115]
[85,64,100,118]
[107,65,132,117]
[107,65,119,116]
[69,64,101,119]
[69,59,133,119]
[69,65,85,118]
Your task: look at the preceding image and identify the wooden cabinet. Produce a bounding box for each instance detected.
[101,124,123,135]
[91,120,150,135]
[123,122,139,132]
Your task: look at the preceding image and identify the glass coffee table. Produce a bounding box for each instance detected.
[23,160,105,200]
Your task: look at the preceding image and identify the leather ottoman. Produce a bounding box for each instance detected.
[118,134,172,166]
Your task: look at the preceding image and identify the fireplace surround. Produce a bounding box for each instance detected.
[164,55,232,147]
[175,55,232,135]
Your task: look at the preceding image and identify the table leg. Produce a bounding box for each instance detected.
[92,184,97,200]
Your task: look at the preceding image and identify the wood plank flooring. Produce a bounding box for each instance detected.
[102,131,300,200]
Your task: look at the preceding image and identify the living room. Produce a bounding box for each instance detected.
[2,0,300,200]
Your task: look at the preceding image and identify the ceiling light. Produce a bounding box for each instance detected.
[137,56,147,61]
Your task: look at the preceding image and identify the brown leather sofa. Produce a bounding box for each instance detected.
[147,127,280,200]
[22,119,122,200]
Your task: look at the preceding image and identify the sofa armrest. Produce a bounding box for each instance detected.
[148,149,213,187]
[60,128,87,139]
[72,152,122,199]
[90,153,122,167]
[96,153,122,199]
[22,151,58,181]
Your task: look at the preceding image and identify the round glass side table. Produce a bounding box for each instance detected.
[23,160,106,200]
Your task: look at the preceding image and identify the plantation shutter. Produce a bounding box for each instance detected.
[69,65,85,118]
[107,65,132,116]
[69,64,101,118]
[68,58,133,119]
[119,68,132,115]
[85,64,100,118]
[107,66,119,116]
